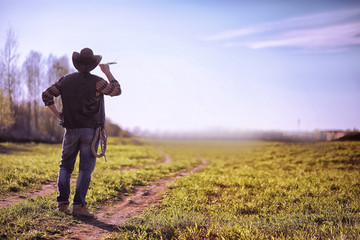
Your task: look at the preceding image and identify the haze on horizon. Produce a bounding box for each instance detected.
[1,0,359,134]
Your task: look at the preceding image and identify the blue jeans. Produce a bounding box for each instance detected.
[57,128,99,209]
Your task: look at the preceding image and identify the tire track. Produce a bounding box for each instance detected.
[0,154,171,209]
[57,158,207,240]
[0,179,77,209]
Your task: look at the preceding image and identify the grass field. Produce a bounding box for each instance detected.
[1,139,359,239]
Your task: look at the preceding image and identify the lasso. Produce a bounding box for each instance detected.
[91,126,108,162]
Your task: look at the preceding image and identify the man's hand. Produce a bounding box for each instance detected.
[99,64,115,81]
[99,64,110,74]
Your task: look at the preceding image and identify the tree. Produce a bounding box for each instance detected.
[46,55,70,83]
[0,56,4,90]
[45,55,70,108]
[23,51,42,135]
[0,90,15,133]
[0,28,19,105]
[105,118,122,137]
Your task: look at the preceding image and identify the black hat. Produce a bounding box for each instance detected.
[72,48,102,72]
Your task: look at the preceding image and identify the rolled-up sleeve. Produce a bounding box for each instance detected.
[42,77,63,106]
[96,78,121,96]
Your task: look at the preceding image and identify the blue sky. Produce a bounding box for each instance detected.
[1,0,360,134]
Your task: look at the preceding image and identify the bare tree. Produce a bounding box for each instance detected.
[0,58,4,91]
[1,28,19,105]
[0,28,19,137]
[0,90,15,133]
[23,51,42,135]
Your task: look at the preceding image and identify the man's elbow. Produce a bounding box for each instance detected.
[112,88,122,96]
[41,92,49,105]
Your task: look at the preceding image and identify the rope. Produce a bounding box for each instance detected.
[91,126,108,162]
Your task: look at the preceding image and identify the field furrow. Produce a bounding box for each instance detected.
[0,179,77,209]
[59,158,206,240]
[0,142,170,209]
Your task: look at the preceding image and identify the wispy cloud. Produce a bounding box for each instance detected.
[248,22,360,49]
[202,8,360,51]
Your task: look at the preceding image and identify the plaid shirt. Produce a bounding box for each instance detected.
[42,76,121,106]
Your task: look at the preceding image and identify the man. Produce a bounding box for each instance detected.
[42,48,121,217]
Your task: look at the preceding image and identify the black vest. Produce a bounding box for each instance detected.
[60,72,105,129]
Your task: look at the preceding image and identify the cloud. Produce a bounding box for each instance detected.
[249,22,360,49]
[202,8,360,51]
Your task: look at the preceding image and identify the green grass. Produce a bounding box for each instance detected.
[1,139,360,239]
[0,195,73,239]
[0,138,165,196]
[0,142,61,195]
[87,139,200,205]
[0,138,200,239]
[105,141,360,239]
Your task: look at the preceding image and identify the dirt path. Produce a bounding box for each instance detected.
[0,179,77,209]
[57,158,206,240]
[0,154,171,209]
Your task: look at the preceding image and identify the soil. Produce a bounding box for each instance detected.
[1,152,206,240]
[0,179,77,208]
[57,159,206,240]
[0,153,171,208]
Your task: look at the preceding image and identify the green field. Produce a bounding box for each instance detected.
[1,139,359,239]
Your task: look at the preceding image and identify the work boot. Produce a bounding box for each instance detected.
[72,204,94,218]
[58,203,69,213]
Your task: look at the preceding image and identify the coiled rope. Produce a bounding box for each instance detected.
[91,126,108,162]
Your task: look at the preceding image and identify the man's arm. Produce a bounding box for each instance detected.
[42,77,63,119]
[48,104,62,120]
[99,64,116,81]
[97,64,122,96]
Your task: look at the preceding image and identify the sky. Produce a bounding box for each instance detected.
[1,0,360,135]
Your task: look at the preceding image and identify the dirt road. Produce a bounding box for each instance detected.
[58,159,206,240]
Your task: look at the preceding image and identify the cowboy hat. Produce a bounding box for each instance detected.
[72,48,102,72]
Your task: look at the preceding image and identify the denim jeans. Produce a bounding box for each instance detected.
[57,128,99,209]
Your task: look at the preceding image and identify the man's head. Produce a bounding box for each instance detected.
[72,48,102,72]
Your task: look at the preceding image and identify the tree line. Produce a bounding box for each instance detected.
[0,29,130,143]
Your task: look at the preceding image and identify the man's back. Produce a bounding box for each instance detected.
[61,72,105,129]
